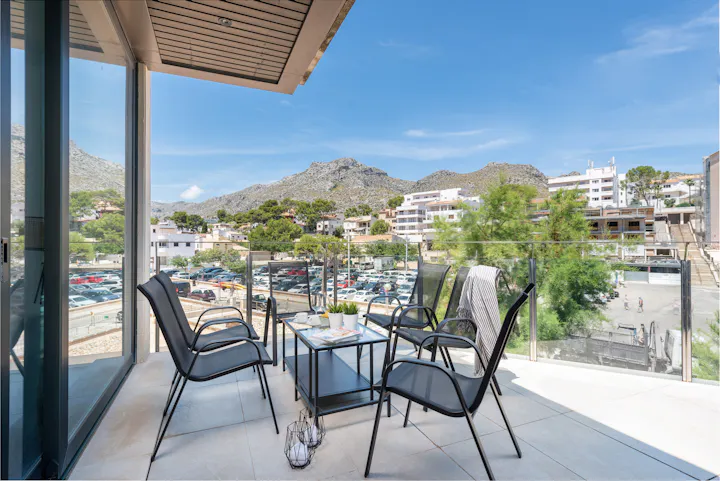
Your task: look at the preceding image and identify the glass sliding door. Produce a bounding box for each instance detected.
[2,1,136,477]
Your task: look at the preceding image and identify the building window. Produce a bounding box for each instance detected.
[608,222,618,227]
[629,221,640,228]
[173,242,179,247]
[592,189,599,192]
[663,184,671,188]
[592,197,599,201]
[592,180,599,184]
[152,228,156,233]
[186,242,191,247]
[159,242,167,247]
[150,242,154,246]
[665,194,671,199]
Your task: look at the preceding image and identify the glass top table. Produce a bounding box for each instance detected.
[281,319,392,417]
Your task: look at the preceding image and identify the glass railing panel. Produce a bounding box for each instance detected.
[691,244,719,382]
[535,254,682,377]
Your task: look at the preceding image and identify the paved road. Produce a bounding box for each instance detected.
[601,282,719,335]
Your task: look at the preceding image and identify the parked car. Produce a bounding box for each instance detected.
[83,289,120,302]
[188,289,216,302]
[353,290,375,303]
[174,272,190,279]
[108,286,123,295]
[99,280,123,288]
[397,294,411,304]
[173,281,191,297]
[288,284,309,294]
[252,294,267,311]
[68,295,95,308]
[337,288,357,300]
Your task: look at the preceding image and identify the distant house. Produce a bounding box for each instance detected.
[395,188,480,242]
[316,213,344,235]
[343,215,376,238]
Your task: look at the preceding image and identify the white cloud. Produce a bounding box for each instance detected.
[179,185,204,200]
[597,5,718,64]
[403,128,486,138]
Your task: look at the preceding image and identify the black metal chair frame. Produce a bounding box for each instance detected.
[365,284,535,481]
[390,267,503,395]
[138,277,279,465]
[263,261,322,360]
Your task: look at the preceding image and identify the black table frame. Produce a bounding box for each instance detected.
[282,320,392,419]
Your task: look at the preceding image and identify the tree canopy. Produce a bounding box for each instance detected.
[387,195,405,209]
[294,199,337,232]
[81,213,125,254]
[623,166,670,207]
[345,203,372,218]
[248,218,303,253]
[370,219,390,235]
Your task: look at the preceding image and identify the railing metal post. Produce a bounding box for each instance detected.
[246,250,253,323]
[528,258,537,361]
[680,259,692,382]
[332,252,338,305]
[154,242,159,353]
[322,246,327,307]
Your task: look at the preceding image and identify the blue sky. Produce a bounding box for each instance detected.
[11,1,719,204]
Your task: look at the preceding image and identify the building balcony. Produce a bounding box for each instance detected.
[69,349,720,480]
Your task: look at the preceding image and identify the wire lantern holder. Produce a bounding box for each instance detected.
[299,407,326,448]
[285,421,315,469]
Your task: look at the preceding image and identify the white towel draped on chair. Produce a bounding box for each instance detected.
[457,265,502,374]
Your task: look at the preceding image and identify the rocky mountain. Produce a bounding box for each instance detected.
[10,124,124,202]
[151,158,549,218]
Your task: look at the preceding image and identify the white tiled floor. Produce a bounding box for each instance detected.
[70,344,720,481]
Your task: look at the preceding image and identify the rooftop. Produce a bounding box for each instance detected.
[70,343,720,480]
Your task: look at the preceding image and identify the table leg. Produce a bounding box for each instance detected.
[356,345,360,374]
[294,333,298,401]
[314,349,319,424]
[370,343,374,400]
[272,313,278,366]
[308,348,313,414]
[282,322,286,372]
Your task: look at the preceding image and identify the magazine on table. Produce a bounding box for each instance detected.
[309,327,362,344]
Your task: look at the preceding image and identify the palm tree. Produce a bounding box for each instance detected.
[683,179,696,205]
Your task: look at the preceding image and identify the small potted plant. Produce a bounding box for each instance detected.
[342,302,359,330]
[327,303,344,329]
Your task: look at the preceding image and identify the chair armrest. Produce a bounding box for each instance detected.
[417,332,485,368]
[395,305,438,329]
[193,306,244,331]
[191,319,253,350]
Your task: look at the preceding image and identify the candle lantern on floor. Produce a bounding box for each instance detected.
[299,407,325,448]
[285,421,314,469]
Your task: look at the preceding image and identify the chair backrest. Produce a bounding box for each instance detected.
[468,283,534,413]
[267,260,312,314]
[137,277,192,375]
[155,271,195,346]
[407,263,450,322]
[443,266,470,320]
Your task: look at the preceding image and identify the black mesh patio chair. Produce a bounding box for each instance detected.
[155,271,259,349]
[262,261,322,364]
[363,263,450,334]
[365,284,535,481]
[155,271,264,413]
[9,280,25,376]
[391,267,503,395]
[138,276,278,463]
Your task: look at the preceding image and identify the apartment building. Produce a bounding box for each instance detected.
[343,215,376,238]
[150,221,196,268]
[395,188,480,242]
[316,213,344,235]
[702,151,719,249]
[377,208,397,233]
[638,174,703,209]
[548,158,621,208]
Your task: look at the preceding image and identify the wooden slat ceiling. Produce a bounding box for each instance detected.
[10,0,104,53]
[146,0,313,84]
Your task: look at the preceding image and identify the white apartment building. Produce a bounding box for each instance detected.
[150,221,196,268]
[642,174,702,209]
[343,215,376,238]
[395,188,480,242]
[548,158,622,208]
[316,213,344,235]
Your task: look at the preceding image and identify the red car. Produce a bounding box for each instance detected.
[336,280,355,288]
[288,269,307,276]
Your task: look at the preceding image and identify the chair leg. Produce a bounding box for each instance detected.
[489,382,522,458]
[258,362,279,434]
[443,346,456,372]
[162,371,181,416]
[258,368,267,399]
[364,387,387,477]
[152,375,189,462]
[403,399,412,428]
[493,374,503,395]
[465,409,495,480]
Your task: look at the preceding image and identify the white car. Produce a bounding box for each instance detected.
[337,288,357,300]
[69,295,95,308]
[288,284,308,294]
[397,294,411,304]
[396,287,412,295]
[353,290,375,303]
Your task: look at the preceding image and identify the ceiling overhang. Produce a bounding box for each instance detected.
[113,0,353,94]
